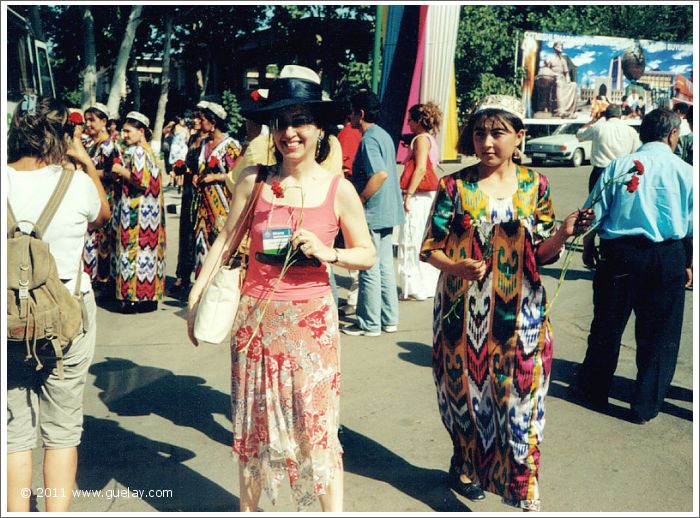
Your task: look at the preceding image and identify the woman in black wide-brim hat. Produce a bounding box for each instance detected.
[187,65,375,511]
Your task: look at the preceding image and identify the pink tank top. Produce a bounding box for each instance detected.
[243,175,341,301]
[405,133,438,166]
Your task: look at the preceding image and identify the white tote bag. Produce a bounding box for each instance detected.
[193,265,241,344]
[192,167,266,344]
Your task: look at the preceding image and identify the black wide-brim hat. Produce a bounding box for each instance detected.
[242,76,344,126]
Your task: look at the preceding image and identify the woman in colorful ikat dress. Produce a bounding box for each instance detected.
[82,102,122,297]
[192,101,241,278]
[420,95,593,511]
[111,111,166,313]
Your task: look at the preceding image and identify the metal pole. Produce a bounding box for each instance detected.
[371,5,383,93]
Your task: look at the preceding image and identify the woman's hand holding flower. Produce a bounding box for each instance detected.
[559,208,595,239]
[292,228,336,263]
[66,132,92,169]
[448,258,486,281]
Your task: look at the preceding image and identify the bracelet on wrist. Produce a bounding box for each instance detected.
[330,247,340,264]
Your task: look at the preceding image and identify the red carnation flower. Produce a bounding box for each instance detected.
[271,180,285,199]
[633,159,645,175]
[68,112,84,125]
[208,156,220,170]
[175,159,185,168]
[113,157,122,166]
[462,213,471,228]
[250,90,262,102]
[626,175,640,193]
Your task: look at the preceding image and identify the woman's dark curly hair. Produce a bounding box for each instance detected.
[408,102,443,135]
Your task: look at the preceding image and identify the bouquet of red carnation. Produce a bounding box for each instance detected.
[68,111,84,125]
[173,159,188,176]
[207,155,221,173]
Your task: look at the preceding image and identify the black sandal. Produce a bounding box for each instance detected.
[448,464,485,501]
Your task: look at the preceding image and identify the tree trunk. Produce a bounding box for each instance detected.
[30,5,44,40]
[81,6,97,109]
[106,5,143,117]
[130,58,141,112]
[151,14,174,155]
[201,46,211,99]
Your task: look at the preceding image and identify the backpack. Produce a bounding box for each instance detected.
[7,168,86,378]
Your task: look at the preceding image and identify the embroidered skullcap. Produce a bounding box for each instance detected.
[89,102,112,119]
[473,95,526,120]
[125,111,150,128]
[204,102,227,120]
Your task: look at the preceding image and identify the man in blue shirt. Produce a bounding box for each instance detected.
[342,91,405,336]
[571,108,693,424]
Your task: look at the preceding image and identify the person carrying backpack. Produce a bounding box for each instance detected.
[6,96,109,512]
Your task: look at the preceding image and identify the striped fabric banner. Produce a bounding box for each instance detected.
[396,5,428,163]
[377,5,461,162]
[421,5,461,161]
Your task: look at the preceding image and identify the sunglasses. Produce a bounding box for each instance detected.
[270,114,317,131]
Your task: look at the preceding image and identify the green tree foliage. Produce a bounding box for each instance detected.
[265,5,374,96]
[334,60,372,100]
[222,89,245,140]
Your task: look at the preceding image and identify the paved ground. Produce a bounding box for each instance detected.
[27,159,696,513]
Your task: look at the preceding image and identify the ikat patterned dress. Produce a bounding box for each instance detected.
[192,135,240,278]
[420,164,557,511]
[83,134,122,284]
[116,144,166,302]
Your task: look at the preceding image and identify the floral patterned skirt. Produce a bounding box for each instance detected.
[230,292,342,510]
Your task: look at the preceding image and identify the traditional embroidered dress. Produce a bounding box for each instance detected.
[420,165,557,511]
[193,135,240,278]
[83,134,122,285]
[116,144,166,302]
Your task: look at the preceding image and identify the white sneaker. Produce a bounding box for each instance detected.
[341,324,380,337]
[382,325,398,333]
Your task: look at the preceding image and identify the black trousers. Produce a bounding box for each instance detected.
[577,236,686,420]
[175,177,195,282]
[588,165,606,193]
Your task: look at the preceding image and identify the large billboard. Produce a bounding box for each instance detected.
[520,31,693,121]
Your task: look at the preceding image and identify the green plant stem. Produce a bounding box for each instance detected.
[543,164,640,317]
[543,224,598,318]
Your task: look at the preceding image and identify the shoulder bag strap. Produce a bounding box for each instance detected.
[7,204,18,236]
[34,168,75,239]
[220,166,269,265]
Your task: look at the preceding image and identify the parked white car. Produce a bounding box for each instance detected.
[525,123,591,167]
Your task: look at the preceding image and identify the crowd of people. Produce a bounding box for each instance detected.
[5,63,693,513]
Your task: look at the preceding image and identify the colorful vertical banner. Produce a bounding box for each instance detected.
[377,5,460,162]
[420,4,461,161]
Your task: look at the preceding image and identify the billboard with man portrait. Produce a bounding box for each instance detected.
[520,31,693,121]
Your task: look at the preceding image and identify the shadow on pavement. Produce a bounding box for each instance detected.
[540,265,595,282]
[90,358,232,446]
[396,341,432,368]
[339,426,471,512]
[77,416,238,511]
[549,358,692,422]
